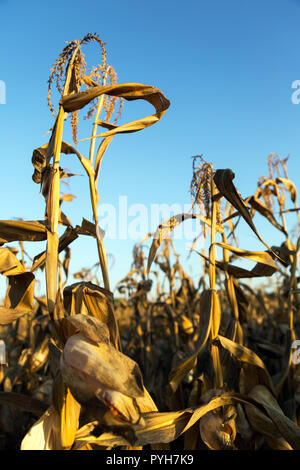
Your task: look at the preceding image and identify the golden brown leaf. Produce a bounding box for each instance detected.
[169,290,213,392]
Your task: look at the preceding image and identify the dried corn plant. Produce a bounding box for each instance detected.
[0,34,300,451]
[0,33,169,450]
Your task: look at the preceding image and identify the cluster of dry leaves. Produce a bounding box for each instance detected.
[0,34,299,451]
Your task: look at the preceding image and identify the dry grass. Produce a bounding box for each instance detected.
[0,34,299,450]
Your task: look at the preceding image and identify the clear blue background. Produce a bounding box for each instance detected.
[0,0,299,297]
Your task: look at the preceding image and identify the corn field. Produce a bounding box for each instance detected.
[0,34,300,451]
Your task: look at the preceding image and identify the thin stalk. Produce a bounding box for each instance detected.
[221,231,242,344]
[45,45,80,316]
[209,171,223,389]
[86,66,113,291]
[45,105,65,315]
[288,237,300,334]
[89,66,112,164]
[88,174,110,291]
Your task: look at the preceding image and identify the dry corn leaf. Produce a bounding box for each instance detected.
[199,254,276,279]
[4,272,35,310]
[210,291,223,387]
[235,403,254,444]
[276,177,297,203]
[272,328,294,394]
[169,289,213,392]
[61,83,170,138]
[0,391,47,415]
[180,315,194,335]
[29,336,49,373]
[32,141,83,184]
[74,429,132,450]
[248,196,287,235]
[239,363,262,396]
[94,135,115,189]
[215,242,278,270]
[76,409,191,448]
[214,335,275,393]
[63,282,120,349]
[197,243,278,278]
[62,246,71,277]
[58,210,72,227]
[0,247,25,276]
[75,395,248,448]
[271,241,295,267]
[183,377,202,450]
[0,272,35,325]
[49,339,62,381]
[259,405,300,450]
[76,218,97,237]
[0,220,47,245]
[214,169,257,232]
[51,368,81,449]
[31,226,79,272]
[0,307,30,325]
[135,387,158,414]
[60,193,76,203]
[60,384,81,449]
[182,391,300,450]
[226,277,247,319]
[31,144,48,183]
[211,289,221,339]
[20,406,62,450]
[245,385,293,450]
[264,435,294,450]
[213,170,281,260]
[69,390,300,449]
[45,230,59,314]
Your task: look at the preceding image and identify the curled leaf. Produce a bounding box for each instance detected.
[60,83,170,139]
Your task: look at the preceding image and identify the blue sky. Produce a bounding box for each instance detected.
[0,0,299,296]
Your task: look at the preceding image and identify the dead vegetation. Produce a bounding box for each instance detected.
[0,34,300,450]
